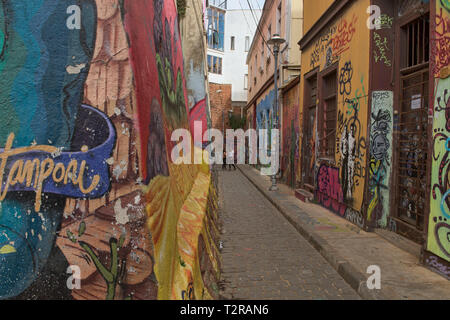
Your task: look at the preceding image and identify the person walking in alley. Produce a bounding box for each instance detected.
[223,150,227,170]
[228,149,236,170]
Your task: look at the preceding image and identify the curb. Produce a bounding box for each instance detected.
[237,165,391,300]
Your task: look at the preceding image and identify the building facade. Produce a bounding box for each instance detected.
[297,0,450,278]
[245,0,303,181]
[207,0,262,131]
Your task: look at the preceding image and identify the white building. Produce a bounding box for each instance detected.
[206,0,262,108]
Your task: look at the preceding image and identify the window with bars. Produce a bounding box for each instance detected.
[319,68,338,158]
[402,16,430,69]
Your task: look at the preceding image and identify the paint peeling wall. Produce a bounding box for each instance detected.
[426,0,450,266]
[299,0,370,225]
[0,0,220,300]
[179,0,212,148]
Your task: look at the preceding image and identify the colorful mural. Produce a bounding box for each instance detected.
[426,0,450,266]
[256,89,276,131]
[0,0,219,300]
[256,88,276,163]
[429,77,450,261]
[367,91,394,228]
[180,0,211,149]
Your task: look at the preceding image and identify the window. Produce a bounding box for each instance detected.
[208,55,223,74]
[277,3,282,34]
[244,74,248,90]
[268,25,272,40]
[231,36,235,50]
[245,36,250,52]
[261,40,265,69]
[207,7,225,51]
[319,68,337,158]
[401,16,430,68]
[208,55,212,73]
[209,0,227,9]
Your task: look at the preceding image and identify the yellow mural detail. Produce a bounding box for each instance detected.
[145,148,220,300]
[0,245,16,255]
[367,160,381,221]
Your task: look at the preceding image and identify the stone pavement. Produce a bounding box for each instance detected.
[237,165,450,300]
[217,167,361,300]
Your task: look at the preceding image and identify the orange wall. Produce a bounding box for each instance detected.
[299,0,371,214]
[303,0,334,34]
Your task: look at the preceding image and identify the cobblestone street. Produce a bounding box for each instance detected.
[219,167,361,300]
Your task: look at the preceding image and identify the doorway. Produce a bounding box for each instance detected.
[302,71,318,191]
[392,9,430,244]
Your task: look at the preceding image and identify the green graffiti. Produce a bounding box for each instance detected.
[69,222,128,300]
[441,0,450,12]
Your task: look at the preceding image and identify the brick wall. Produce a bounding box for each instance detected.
[209,82,232,132]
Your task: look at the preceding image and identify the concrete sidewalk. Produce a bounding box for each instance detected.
[238,165,450,300]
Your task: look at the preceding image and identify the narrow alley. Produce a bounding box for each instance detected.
[218,167,360,300]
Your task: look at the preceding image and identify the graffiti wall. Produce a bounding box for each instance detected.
[256,89,276,131]
[367,91,394,228]
[0,0,220,300]
[299,0,370,226]
[180,0,211,148]
[282,82,300,188]
[256,88,276,162]
[427,0,450,265]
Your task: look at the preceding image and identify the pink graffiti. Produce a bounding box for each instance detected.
[316,165,347,216]
[332,15,358,57]
[189,98,208,146]
[434,8,450,76]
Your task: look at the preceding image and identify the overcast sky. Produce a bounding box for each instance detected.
[226,0,265,11]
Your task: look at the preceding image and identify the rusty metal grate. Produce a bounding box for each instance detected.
[404,16,430,68]
[394,68,429,231]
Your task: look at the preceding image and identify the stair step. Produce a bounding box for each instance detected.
[295,189,314,203]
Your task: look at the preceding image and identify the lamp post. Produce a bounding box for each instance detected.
[267,34,285,191]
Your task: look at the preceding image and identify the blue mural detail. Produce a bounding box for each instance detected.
[0,1,103,299]
[256,89,275,130]
[0,105,115,199]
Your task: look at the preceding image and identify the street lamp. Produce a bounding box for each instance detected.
[267,34,285,192]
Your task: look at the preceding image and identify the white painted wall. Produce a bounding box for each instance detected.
[207,0,261,103]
